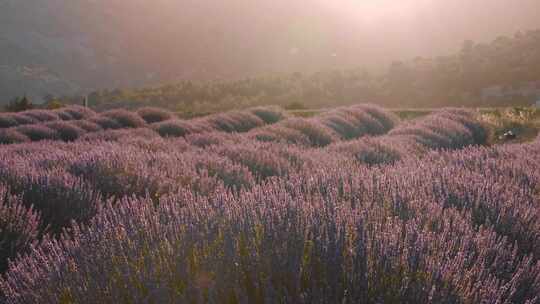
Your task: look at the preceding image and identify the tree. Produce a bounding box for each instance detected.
[45,99,64,110]
[5,96,33,112]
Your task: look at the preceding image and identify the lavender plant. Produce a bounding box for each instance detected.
[0,185,41,272]
[137,107,175,123]
[101,109,148,128]
[0,130,29,145]
[3,105,537,304]
[15,125,59,142]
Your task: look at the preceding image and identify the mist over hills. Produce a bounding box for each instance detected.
[1,0,540,103]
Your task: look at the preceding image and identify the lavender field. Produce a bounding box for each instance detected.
[0,103,539,303]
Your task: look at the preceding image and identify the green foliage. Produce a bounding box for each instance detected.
[45,100,64,110]
[284,102,307,110]
[57,30,540,113]
[479,107,540,144]
[5,96,33,112]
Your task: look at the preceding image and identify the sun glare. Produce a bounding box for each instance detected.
[320,0,427,26]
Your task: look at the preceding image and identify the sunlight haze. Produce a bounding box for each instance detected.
[1,0,540,99]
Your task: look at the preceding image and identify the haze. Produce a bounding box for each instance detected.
[1,0,540,99]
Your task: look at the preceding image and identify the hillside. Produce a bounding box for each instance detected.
[55,29,540,113]
[1,0,540,103]
[2,104,540,303]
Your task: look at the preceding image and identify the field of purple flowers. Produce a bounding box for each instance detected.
[1,104,539,303]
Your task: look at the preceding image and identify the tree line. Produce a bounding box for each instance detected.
[9,29,540,113]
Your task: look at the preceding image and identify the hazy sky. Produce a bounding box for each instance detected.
[284,0,540,66]
[159,0,540,74]
[2,0,540,89]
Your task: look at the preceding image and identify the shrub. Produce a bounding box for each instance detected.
[0,114,18,128]
[45,100,64,110]
[193,155,255,191]
[1,118,540,304]
[3,170,102,234]
[250,106,286,124]
[15,125,59,141]
[45,121,86,142]
[185,132,236,148]
[388,110,486,150]
[117,128,160,141]
[63,106,96,120]
[390,126,453,149]
[0,187,426,303]
[0,130,30,145]
[0,185,41,272]
[341,108,387,135]
[136,107,174,123]
[152,120,197,137]
[101,110,147,128]
[21,110,59,122]
[89,116,123,130]
[205,111,265,133]
[226,112,265,132]
[54,110,74,121]
[352,104,400,132]
[4,97,33,112]
[317,110,368,140]
[438,110,487,145]
[332,138,407,166]
[71,120,103,132]
[10,114,37,125]
[249,126,312,146]
[422,117,475,148]
[282,118,337,147]
[213,143,291,180]
[68,149,166,200]
[79,128,158,142]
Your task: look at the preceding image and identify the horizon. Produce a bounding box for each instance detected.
[2,0,540,101]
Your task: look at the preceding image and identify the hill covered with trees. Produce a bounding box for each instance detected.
[56,29,540,113]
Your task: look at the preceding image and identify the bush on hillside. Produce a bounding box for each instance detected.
[0,185,41,272]
[0,114,18,129]
[0,130,30,145]
[352,104,400,131]
[21,110,59,122]
[10,114,37,125]
[63,106,96,120]
[45,122,87,142]
[71,120,103,132]
[15,125,59,141]
[89,117,123,130]
[136,107,174,124]
[101,110,147,128]
[55,110,75,121]
[152,120,197,137]
[250,106,286,124]
[282,118,337,147]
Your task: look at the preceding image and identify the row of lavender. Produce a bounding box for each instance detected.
[84,107,483,162]
[0,106,286,144]
[0,106,96,129]
[0,105,404,152]
[328,108,488,165]
[0,104,405,251]
[0,108,488,294]
[245,104,400,147]
[0,108,484,241]
[77,104,401,147]
[1,136,539,303]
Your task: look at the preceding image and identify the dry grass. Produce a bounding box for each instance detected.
[478,107,540,144]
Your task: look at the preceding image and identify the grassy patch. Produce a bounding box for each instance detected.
[479,107,540,145]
